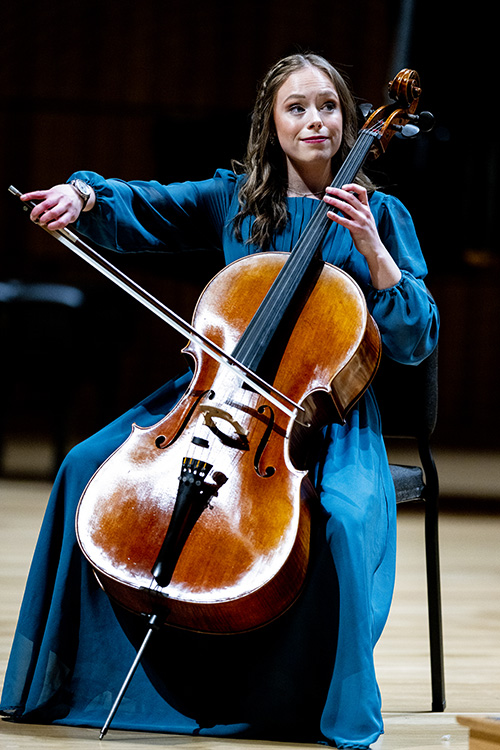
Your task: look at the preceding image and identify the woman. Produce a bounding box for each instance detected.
[1,53,438,748]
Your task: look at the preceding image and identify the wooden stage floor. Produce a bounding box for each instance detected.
[1,477,499,749]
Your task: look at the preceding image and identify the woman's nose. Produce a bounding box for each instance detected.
[307,110,322,128]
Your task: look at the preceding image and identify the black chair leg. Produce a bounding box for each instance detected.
[425,496,446,711]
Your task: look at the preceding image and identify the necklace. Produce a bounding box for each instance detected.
[287,187,326,198]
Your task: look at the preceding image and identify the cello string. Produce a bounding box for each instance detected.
[233,128,378,369]
[148,379,263,593]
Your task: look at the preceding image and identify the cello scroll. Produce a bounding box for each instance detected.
[362,68,434,157]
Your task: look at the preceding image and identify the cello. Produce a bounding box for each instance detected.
[10,67,433,736]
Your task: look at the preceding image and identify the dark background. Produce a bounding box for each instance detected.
[0,1,498,470]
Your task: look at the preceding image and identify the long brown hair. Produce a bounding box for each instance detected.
[232,53,374,250]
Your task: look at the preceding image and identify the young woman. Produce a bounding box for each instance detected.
[1,53,438,749]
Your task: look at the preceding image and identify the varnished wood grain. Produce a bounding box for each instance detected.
[1,477,499,749]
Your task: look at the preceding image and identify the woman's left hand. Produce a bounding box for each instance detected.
[324,184,402,289]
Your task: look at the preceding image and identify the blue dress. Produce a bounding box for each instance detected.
[1,169,439,748]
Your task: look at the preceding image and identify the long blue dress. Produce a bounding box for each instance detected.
[1,169,439,748]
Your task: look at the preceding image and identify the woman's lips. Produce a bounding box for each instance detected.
[302,136,328,143]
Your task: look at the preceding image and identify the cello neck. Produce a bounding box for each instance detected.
[232,127,379,376]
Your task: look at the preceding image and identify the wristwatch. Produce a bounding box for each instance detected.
[69,179,93,210]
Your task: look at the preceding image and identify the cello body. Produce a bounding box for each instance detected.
[76,252,380,634]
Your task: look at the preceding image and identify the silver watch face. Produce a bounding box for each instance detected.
[73,179,91,197]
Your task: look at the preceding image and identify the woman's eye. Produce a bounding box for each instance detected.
[289,104,305,113]
[322,101,337,111]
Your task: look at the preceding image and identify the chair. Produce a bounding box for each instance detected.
[0,279,135,478]
[373,345,445,712]
[0,280,87,477]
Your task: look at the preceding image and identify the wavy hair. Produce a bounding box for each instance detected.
[232,53,374,250]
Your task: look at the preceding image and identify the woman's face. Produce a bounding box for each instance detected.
[273,66,343,179]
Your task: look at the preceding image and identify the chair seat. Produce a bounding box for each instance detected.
[390,464,425,503]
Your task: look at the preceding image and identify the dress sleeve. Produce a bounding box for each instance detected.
[67,168,238,254]
[363,194,439,365]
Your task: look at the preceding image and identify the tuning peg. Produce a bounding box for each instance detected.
[397,123,420,139]
[358,102,373,120]
[415,111,435,132]
[406,111,435,132]
[394,110,435,139]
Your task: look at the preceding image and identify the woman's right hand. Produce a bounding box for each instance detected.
[21,183,95,231]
